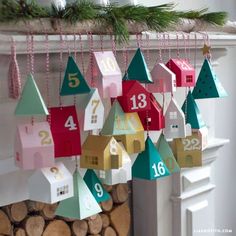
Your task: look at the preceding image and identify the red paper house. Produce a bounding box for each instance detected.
[117,80,150,112]
[49,106,81,158]
[166,59,195,87]
[138,94,165,130]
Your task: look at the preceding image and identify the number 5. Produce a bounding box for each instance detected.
[68,73,80,88]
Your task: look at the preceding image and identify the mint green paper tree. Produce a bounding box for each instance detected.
[127,48,153,84]
[15,74,48,116]
[156,133,180,173]
[56,170,101,220]
[132,136,170,180]
[182,91,205,129]
[192,59,227,99]
[83,169,110,203]
[60,56,90,96]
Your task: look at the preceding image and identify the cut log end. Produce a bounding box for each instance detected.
[101,195,113,212]
[88,214,103,235]
[24,216,45,236]
[43,220,71,236]
[71,220,88,236]
[102,226,117,236]
[0,209,11,235]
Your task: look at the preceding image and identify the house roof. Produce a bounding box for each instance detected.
[82,135,114,151]
[151,63,175,80]
[122,80,148,96]
[150,94,162,112]
[77,88,99,110]
[166,97,184,116]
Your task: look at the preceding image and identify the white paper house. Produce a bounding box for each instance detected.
[96,147,132,185]
[77,88,105,131]
[149,63,176,94]
[163,97,191,139]
[28,162,74,204]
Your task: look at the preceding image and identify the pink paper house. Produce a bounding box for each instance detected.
[86,51,122,98]
[15,122,55,170]
[166,59,195,87]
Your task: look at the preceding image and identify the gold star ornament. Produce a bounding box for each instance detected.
[202,44,211,55]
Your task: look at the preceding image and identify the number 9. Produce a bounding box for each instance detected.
[95,183,103,197]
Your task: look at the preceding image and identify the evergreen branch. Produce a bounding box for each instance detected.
[200,12,228,26]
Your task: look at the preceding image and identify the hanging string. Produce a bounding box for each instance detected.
[44,34,50,109]
[73,31,77,62]
[156,33,163,63]
[100,34,104,52]
[58,23,64,107]
[176,32,180,58]
[79,33,85,75]
[88,32,95,88]
[182,32,187,61]
[167,33,171,61]
[194,33,197,70]
[110,35,117,56]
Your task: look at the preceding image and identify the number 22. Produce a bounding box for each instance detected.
[182,138,200,151]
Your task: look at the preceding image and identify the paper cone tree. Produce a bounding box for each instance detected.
[156,133,180,173]
[100,100,135,135]
[127,48,153,84]
[55,170,101,220]
[132,136,170,180]
[192,59,227,99]
[60,56,90,96]
[83,169,110,203]
[182,91,205,130]
[15,74,49,116]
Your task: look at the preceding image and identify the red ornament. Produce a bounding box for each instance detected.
[166,59,195,87]
[117,80,150,112]
[49,106,81,158]
[138,94,165,131]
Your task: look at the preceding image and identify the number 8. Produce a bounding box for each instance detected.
[110,140,118,155]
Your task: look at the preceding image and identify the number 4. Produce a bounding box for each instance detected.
[64,116,77,131]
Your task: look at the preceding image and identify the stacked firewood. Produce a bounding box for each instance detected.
[0,183,131,236]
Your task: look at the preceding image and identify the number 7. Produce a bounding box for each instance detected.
[91,100,100,114]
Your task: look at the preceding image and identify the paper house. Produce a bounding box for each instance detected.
[77,88,104,131]
[60,56,90,96]
[192,58,227,99]
[96,147,132,185]
[117,80,151,112]
[49,106,81,158]
[149,63,176,94]
[80,135,123,170]
[14,122,54,170]
[83,169,110,203]
[15,74,49,116]
[163,97,191,139]
[86,51,122,98]
[100,100,135,136]
[132,137,170,180]
[56,170,101,220]
[166,59,195,87]
[156,133,180,173]
[28,162,73,204]
[114,112,145,154]
[127,48,153,84]
[138,94,165,131]
[182,91,205,129]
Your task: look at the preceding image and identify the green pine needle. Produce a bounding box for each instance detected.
[200,12,228,26]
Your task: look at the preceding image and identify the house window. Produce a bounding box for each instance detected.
[171,124,179,132]
[169,112,177,119]
[86,156,99,165]
[99,170,106,179]
[186,75,193,83]
[91,115,98,124]
[57,185,69,197]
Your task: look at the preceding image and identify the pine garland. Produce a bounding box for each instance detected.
[0,0,228,43]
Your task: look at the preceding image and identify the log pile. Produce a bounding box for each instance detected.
[0,183,131,236]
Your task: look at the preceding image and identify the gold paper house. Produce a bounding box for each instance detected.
[80,135,123,170]
[114,113,145,154]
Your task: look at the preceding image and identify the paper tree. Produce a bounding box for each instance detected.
[15,74,48,116]
[182,91,205,130]
[127,48,153,84]
[100,100,135,135]
[156,133,180,173]
[83,169,110,203]
[56,170,101,220]
[60,56,90,96]
[132,136,170,180]
[192,59,227,99]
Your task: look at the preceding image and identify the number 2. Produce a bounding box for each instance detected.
[64,116,77,131]
[152,162,166,177]
[39,131,52,145]
[95,183,104,197]
[182,138,200,151]
[68,73,80,88]
[130,94,147,110]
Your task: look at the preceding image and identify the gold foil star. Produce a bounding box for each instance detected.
[202,44,211,55]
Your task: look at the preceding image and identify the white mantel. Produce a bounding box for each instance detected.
[0,32,232,235]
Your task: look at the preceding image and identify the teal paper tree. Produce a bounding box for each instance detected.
[60,56,90,96]
[15,74,49,116]
[193,59,227,99]
[56,170,101,220]
[83,169,110,203]
[156,133,180,173]
[132,136,170,180]
[127,48,153,84]
[182,91,205,129]
[100,100,135,135]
